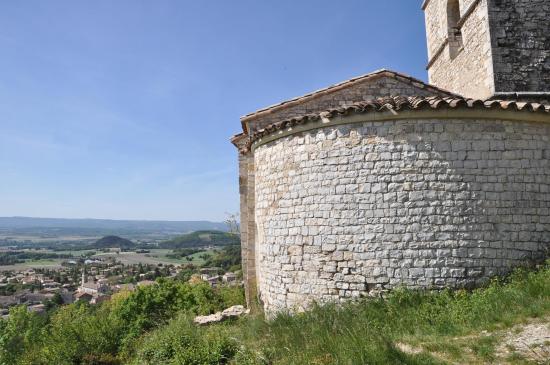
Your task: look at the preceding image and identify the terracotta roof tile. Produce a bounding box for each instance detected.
[234,95,549,153]
[240,69,460,122]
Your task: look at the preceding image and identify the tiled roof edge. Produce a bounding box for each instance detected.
[234,95,550,153]
[240,69,460,123]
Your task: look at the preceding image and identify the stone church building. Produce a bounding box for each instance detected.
[231,0,550,314]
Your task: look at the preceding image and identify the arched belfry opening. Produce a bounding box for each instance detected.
[447,0,463,59]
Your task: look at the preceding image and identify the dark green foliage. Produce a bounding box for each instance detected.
[0,306,46,365]
[113,279,237,344]
[42,292,64,311]
[32,302,126,365]
[202,245,241,272]
[132,314,237,365]
[166,248,202,259]
[93,235,135,249]
[0,251,70,265]
[176,264,199,282]
[160,231,239,249]
[0,282,18,296]
[0,278,244,365]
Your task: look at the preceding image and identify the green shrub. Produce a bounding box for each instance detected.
[0,278,245,365]
[0,306,45,365]
[133,314,237,365]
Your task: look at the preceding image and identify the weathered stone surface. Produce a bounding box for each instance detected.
[221,305,248,318]
[241,71,454,134]
[194,305,249,325]
[424,0,550,100]
[488,0,550,94]
[253,118,550,314]
[425,0,494,99]
[194,312,223,325]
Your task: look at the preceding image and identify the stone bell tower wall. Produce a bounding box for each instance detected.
[424,0,494,99]
[423,0,550,100]
[488,0,550,94]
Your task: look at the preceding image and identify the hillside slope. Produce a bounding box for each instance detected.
[93,235,136,249]
[134,262,550,364]
[160,230,240,248]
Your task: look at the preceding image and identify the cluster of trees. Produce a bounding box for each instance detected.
[203,245,242,272]
[119,263,174,284]
[0,251,70,266]
[160,230,240,249]
[0,279,244,364]
[0,283,18,296]
[165,247,202,260]
[92,235,136,250]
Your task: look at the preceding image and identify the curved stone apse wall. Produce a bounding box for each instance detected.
[253,118,550,313]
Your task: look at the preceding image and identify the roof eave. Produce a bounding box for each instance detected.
[239,69,460,124]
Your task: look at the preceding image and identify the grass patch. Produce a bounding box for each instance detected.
[469,335,498,361]
[23,259,61,266]
[186,249,215,266]
[131,261,550,364]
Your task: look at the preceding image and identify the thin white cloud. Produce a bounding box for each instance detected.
[171,167,235,186]
[0,130,74,154]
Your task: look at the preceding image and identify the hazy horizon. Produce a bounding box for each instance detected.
[0,215,224,223]
[0,1,429,221]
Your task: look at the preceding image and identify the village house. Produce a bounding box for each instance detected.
[199,267,220,281]
[222,272,238,285]
[205,276,220,287]
[76,270,109,303]
[75,292,93,303]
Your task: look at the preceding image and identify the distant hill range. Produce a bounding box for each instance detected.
[89,231,239,250]
[94,235,136,249]
[0,217,227,232]
[0,217,227,242]
[160,230,240,248]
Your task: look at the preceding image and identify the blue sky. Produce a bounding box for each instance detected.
[0,1,429,221]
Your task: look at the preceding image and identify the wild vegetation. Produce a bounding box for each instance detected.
[0,280,244,365]
[93,236,136,249]
[1,262,548,364]
[202,245,242,272]
[165,248,202,260]
[0,251,71,266]
[160,231,240,249]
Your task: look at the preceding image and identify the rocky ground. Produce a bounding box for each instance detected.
[398,317,550,364]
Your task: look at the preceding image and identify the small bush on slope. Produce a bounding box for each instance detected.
[131,261,550,365]
[131,314,237,365]
[0,280,244,365]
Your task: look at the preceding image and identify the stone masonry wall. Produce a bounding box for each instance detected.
[425,0,495,99]
[424,0,550,99]
[488,0,550,93]
[253,117,550,314]
[239,153,259,308]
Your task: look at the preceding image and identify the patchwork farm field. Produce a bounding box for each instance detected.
[0,259,63,271]
[92,249,214,266]
[0,248,215,272]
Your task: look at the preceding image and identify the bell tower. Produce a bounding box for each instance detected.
[423,0,550,102]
